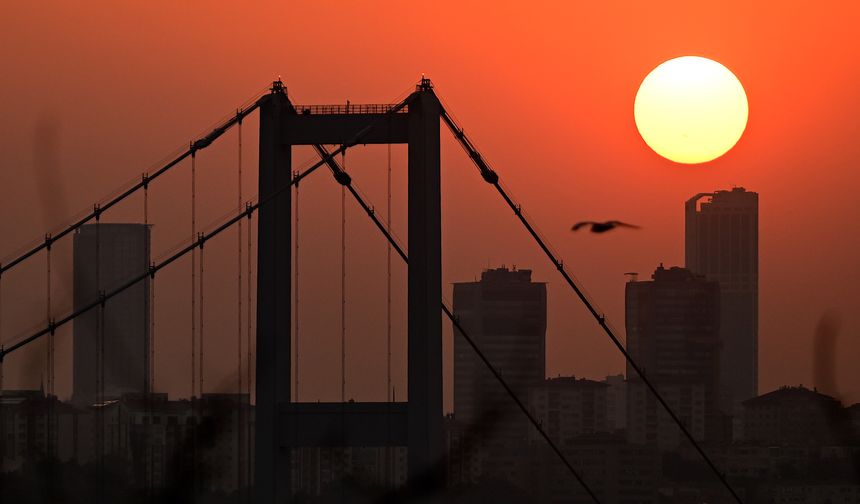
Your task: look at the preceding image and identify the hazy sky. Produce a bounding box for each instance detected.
[1,1,859,410]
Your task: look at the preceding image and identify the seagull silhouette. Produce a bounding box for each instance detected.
[571,220,641,233]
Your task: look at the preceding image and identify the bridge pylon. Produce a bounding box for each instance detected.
[255,79,443,502]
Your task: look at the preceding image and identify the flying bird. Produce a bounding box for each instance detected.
[571,220,641,233]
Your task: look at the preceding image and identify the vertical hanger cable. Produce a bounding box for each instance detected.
[190,150,198,503]
[236,116,245,495]
[143,176,152,496]
[294,174,300,402]
[246,204,253,503]
[95,209,104,504]
[340,152,347,404]
[199,235,205,397]
[191,151,197,400]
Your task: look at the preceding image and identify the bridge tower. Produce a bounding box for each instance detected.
[255,79,443,502]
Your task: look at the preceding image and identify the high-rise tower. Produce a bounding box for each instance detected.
[685,187,758,411]
[73,223,150,405]
[453,266,546,482]
[625,265,723,449]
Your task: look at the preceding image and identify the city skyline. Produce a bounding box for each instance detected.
[0,184,846,408]
[1,3,858,408]
[0,3,858,501]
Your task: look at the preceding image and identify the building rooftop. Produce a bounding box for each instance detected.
[702,187,758,209]
[627,264,710,284]
[0,390,77,413]
[539,376,608,389]
[481,266,534,283]
[650,264,707,283]
[743,385,840,407]
[454,265,545,285]
[686,186,758,211]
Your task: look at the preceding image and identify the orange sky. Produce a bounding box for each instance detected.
[1,1,859,409]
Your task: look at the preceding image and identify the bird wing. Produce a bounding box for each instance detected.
[609,221,641,229]
[571,221,595,231]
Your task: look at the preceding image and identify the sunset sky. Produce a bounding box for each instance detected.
[1,1,859,410]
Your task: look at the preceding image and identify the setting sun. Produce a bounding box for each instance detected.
[634,56,748,164]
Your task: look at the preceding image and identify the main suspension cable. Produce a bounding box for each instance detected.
[311,144,601,504]
[0,99,263,279]
[437,101,742,504]
[0,84,410,363]
[0,92,410,364]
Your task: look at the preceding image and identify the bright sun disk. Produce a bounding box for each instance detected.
[634,56,748,164]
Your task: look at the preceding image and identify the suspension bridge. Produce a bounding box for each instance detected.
[0,78,743,503]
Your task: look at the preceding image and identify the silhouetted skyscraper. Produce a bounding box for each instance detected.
[453,266,546,482]
[686,188,758,411]
[73,224,150,405]
[625,265,722,450]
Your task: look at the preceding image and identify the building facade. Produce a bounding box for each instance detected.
[625,265,723,450]
[0,391,75,472]
[604,374,627,433]
[685,188,758,412]
[291,446,407,497]
[453,266,546,484]
[73,223,151,405]
[527,433,661,504]
[1,390,253,496]
[528,376,611,444]
[742,386,846,445]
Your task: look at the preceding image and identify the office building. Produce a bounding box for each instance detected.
[528,376,611,444]
[453,266,546,483]
[686,188,758,411]
[625,265,722,450]
[73,223,151,405]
